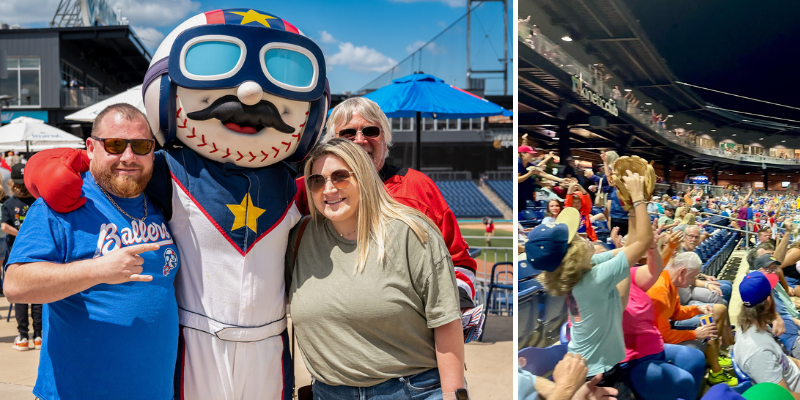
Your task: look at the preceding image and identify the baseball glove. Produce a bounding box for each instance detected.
[610,155,657,210]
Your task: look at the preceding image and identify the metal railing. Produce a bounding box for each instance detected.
[61,87,101,109]
[468,244,513,316]
[424,171,473,181]
[518,22,800,166]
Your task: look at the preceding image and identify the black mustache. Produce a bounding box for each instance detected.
[186,95,295,134]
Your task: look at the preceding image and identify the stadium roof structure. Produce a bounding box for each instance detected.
[520,0,800,174]
[532,0,800,135]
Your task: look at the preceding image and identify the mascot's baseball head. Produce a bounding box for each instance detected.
[142,9,330,166]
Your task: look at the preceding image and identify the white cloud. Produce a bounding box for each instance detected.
[405,40,446,55]
[109,0,201,27]
[319,30,338,44]
[328,42,397,74]
[0,0,61,26]
[0,0,198,28]
[131,25,166,52]
[390,0,466,7]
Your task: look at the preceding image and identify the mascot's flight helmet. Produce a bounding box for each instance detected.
[142,9,330,163]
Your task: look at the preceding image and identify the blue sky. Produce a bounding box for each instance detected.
[1,0,511,94]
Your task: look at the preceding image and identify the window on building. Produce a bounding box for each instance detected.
[0,57,41,107]
[423,117,435,131]
[460,117,483,131]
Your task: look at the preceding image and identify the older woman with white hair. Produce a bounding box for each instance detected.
[286,139,466,399]
[294,97,478,309]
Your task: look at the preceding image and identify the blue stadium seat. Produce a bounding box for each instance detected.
[730,348,753,394]
[518,344,568,378]
[487,180,512,208]
[434,180,502,218]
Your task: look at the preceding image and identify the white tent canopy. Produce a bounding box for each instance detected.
[0,116,85,152]
[65,84,145,122]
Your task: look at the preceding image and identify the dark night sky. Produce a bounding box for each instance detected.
[622,0,800,122]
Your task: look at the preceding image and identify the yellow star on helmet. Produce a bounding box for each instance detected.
[230,10,277,27]
[227,193,266,233]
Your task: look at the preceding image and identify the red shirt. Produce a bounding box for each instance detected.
[295,164,477,300]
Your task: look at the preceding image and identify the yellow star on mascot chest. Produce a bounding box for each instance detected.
[227,193,266,232]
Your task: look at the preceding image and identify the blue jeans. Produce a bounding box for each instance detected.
[786,276,800,288]
[672,304,713,330]
[619,345,705,400]
[313,368,443,400]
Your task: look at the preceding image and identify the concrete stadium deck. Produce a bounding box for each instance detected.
[0,296,512,399]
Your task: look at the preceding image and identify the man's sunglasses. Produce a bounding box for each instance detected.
[307,169,355,193]
[336,126,381,139]
[92,137,155,156]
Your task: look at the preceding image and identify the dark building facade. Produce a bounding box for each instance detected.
[0,25,150,137]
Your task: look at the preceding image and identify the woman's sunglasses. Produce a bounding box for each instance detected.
[336,126,381,139]
[92,137,155,156]
[307,169,355,193]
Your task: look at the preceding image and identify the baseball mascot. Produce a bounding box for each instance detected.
[24,9,329,399]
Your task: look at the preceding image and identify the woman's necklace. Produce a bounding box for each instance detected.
[98,185,148,222]
[336,226,357,238]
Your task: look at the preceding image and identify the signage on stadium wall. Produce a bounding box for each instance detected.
[1,110,49,123]
[571,76,619,117]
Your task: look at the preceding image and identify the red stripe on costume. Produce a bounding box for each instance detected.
[244,202,294,254]
[170,172,245,257]
[205,10,225,24]
[282,20,299,34]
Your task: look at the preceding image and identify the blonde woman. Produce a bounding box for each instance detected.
[286,139,467,400]
[525,171,653,391]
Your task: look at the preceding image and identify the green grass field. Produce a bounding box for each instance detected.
[459,227,513,263]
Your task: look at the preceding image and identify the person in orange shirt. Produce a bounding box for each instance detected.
[647,252,737,387]
[564,179,597,241]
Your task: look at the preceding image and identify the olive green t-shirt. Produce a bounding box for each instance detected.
[286,217,461,387]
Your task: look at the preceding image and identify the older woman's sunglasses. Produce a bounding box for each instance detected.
[336,126,381,139]
[307,169,355,193]
[92,137,155,156]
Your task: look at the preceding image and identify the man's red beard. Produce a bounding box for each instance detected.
[91,162,153,198]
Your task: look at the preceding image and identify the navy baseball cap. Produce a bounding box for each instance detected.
[740,271,778,307]
[525,208,580,272]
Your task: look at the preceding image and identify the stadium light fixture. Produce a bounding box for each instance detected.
[667,115,673,118]
[645,102,652,105]
[732,134,736,136]
[760,138,764,140]
[686,122,692,125]
[561,35,573,42]
[711,129,716,132]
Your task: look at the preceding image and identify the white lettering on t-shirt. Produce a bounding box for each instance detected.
[95,222,173,257]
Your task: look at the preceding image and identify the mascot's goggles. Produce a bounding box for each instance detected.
[169,24,326,102]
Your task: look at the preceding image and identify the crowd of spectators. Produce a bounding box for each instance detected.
[518,142,800,399]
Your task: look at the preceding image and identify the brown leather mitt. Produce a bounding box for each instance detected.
[610,155,657,210]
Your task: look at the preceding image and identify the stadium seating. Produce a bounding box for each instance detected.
[434,180,502,218]
[518,344,568,378]
[487,180,512,208]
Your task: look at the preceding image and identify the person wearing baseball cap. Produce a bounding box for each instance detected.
[732,270,800,394]
[752,253,800,359]
[527,171,653,390]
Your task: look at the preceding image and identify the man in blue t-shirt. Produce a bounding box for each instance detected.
[3,104,180,400]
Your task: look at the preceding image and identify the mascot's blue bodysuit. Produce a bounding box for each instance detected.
[139,9,328,399]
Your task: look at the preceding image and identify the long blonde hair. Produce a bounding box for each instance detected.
[304,138,438,273]
[537,241,592,296]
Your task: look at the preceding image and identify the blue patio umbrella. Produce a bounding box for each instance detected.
[360,72,512,170]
